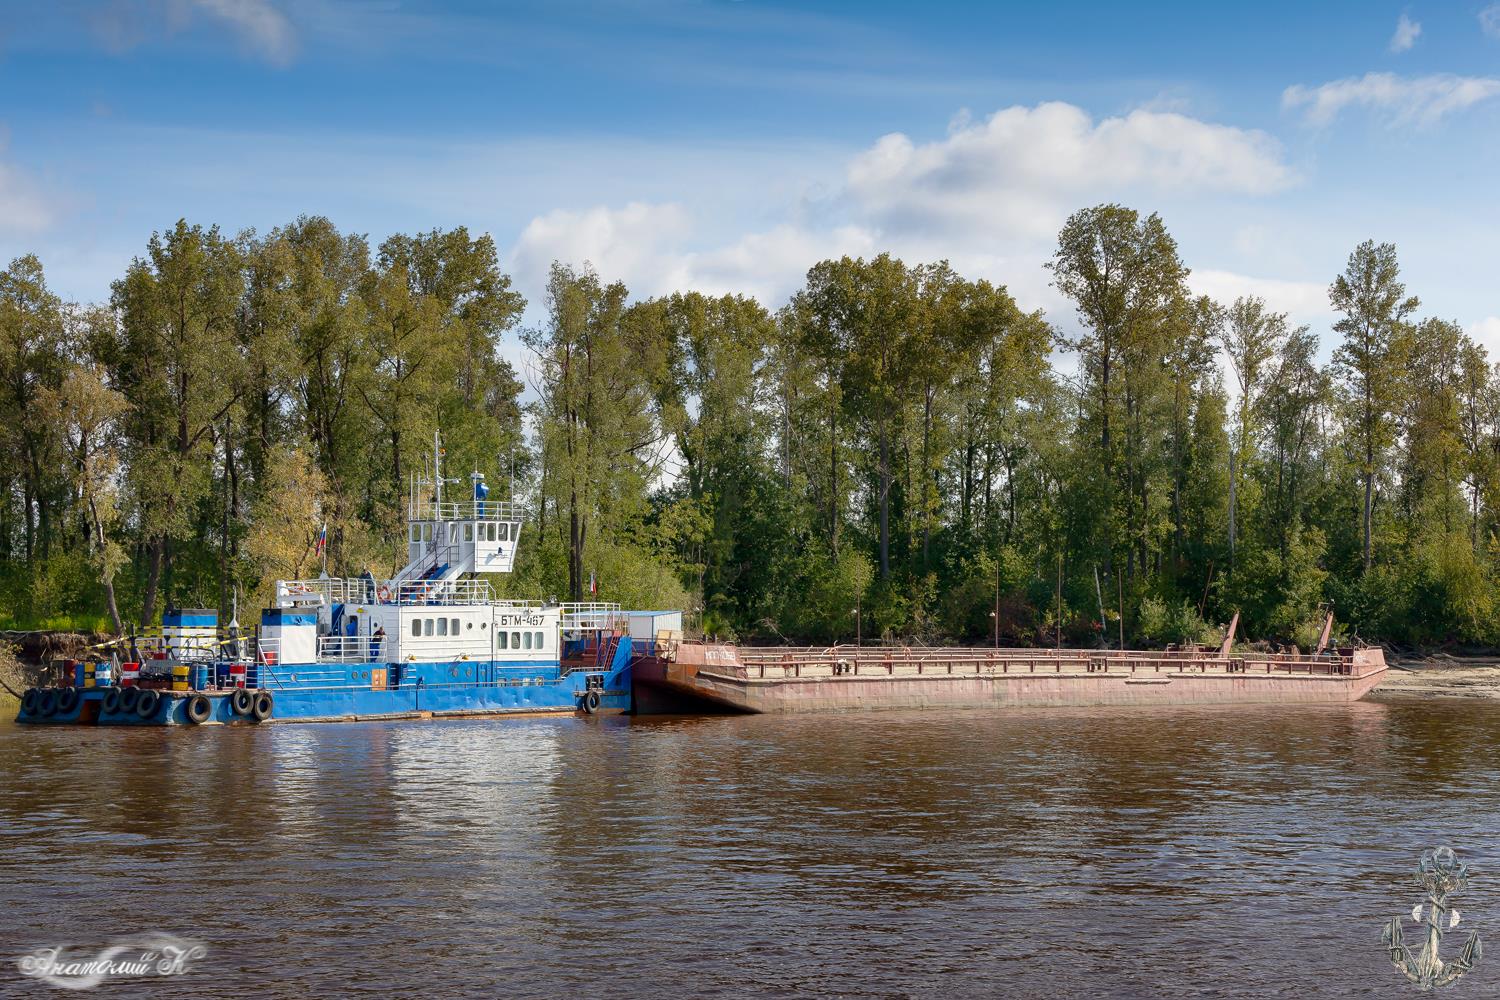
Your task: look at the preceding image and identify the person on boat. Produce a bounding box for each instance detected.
[371,624,386,662]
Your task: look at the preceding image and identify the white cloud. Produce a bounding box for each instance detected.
[88,0,296,65]
[1468,317,1500,356]
[1390,14,1421,53]
[510,202,693,301]
[503,101,1302,327]
[845,102,1292,242]
[1283,72,1500,126]
[509,202,880,311]
[186,0,297,65]
[0,147,56,235]
[1188,269,1332,325]
[1482,5,1500,39]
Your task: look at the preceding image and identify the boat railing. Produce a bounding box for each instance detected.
[560,602,623,630]
[277,577,497,606]
[410,499,526,523]
[391,577,494,605]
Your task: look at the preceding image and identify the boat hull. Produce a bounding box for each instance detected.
[16,658,631,726]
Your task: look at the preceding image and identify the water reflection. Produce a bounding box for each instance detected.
[3,701,1500,997]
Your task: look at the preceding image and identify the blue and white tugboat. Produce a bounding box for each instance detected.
[16,435,682,726]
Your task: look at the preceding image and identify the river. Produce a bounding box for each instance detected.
[2,700,1498,997]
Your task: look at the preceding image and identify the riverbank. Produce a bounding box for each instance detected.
[1372,654,1500,700]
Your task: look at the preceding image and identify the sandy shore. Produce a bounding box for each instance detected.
[1372,655,1500,700]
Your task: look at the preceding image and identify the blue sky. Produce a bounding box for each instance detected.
[2,0,1499,352]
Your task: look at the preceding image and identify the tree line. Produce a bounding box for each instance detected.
[2,206,1497,648]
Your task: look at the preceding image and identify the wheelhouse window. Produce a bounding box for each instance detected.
[424,618,434,636]
[511,631,521,649]
[533,630,545,649]
[498,631,507,649]
[437,618,448,637]
[523,632,533,650]
[450,618,460,635]
[410,619,420,637]
[498,522,510,542]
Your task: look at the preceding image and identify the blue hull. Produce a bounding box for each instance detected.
[16,657,632,726]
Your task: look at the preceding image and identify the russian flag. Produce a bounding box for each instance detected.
[589,571,597,595]
[315,522,327,555]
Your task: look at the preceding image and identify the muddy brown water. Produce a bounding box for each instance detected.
[3,701,1500,998]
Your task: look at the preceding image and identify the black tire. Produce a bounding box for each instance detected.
[582,689,600,714]
[135,688,161,719]
[229,688,254,716]
[102,688,123,715]
[57,687,81,714]
[120,686,140,712]
[185,694,212,725]
[37,689,58,716]
[250,692,273,722]
[21,688,38,714]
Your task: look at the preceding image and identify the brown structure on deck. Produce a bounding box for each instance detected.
[632,642,1389,714]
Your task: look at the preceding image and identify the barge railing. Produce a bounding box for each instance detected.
[719,645,1366,680]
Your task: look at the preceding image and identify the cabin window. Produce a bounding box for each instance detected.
[464,523,473,542]
[411,619,420,637]
[486,523,496,541]
[498,522,509,542]
[424,618,434,636]
[450,618,460,635]
[511,522,521,540]
[511,631,521,649]
[523,632,533,650]
[533,630,544,649]
[437,618,448,637]
[498,631,507,649]
[409,524,419,543]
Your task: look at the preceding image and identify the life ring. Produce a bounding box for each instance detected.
[134,688,161,719]
[20,688,38,715]
[120,686,140,713]
[229,688,254,716]
[57,687,81,714]
[378,584,391,603]
[101,689,123,715]
[185,694,212,724]
[251,692,274,722]
[37,689,58,716]
[582,689,600,714]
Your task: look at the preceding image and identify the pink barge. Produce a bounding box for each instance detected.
[633,643,1389,714]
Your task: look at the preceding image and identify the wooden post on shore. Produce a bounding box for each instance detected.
[1116,570,1125,651]
[1055,553,1063,652]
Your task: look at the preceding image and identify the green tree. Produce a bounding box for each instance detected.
[1329,239,1419,573]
